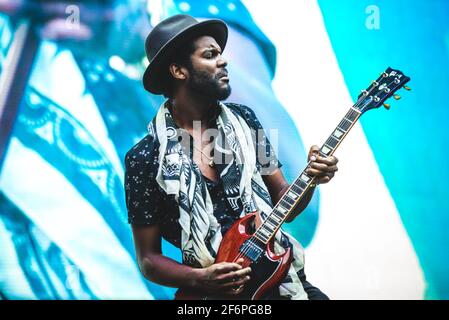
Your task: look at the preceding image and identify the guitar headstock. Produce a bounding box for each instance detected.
[355,67,411,113]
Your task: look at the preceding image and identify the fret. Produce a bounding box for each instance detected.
[287,190,299,200]
[333,128,344,139]
[278,201,292,213]
[321,145,332,156]
[296,179,307,190]
[350,107,362,116]
[281,196,295,206]
[323,143,334,151]
[338,118,352,131]
[264,219,277,231]
[256,229,269,242]
[259,227,271,238]
[276,205,288,215]
[290,184,303,195]
[300,173,311,183]
[266,216,279,227]
[325,136,339,148]
[269,213,282,224]
[261,224,274,234]
[272,211,283,219]
[336,126,347,134]
[272,210,285,221]
[253,233,268,243]
[277,200,289,211]
[346,110,358,121]
[266,216,276,225]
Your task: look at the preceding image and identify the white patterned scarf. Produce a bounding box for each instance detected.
[150,100,308,299]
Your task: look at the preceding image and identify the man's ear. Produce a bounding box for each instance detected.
[168,63,188,80]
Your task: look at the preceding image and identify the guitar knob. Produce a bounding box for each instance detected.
[393,94,401,100]
[383,103,390,110]
[403,85,411,91]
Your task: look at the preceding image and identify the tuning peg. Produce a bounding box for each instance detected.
[403,85,411,91]
[393,94,401,100]
[383,103,390,110]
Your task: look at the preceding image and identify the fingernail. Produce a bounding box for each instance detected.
[310,155,317,161]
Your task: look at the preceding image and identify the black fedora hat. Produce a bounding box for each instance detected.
[143,14,228,94]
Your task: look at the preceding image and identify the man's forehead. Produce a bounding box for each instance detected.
[192,35,221,51]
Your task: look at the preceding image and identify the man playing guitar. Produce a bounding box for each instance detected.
[125,14,338,300]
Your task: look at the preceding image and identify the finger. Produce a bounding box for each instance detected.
[309,162,338,173]
[309,145,320,153]
[214,262,243,274]
[225,285,245,296]
[216,267,252,282]
[309,162,329,172]
[235,258,244,266]
[305,167,328,177]
[221,276,250,288]
[308,145,320,160]
[315,175,332,184]
[215,267,252,282]
[316,155,338,166]
[232,267,252,278]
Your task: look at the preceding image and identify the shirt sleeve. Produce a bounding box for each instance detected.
[124,138,162,225]
[227,103,282,174]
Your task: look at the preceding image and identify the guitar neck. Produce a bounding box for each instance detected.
[253,107,362,244]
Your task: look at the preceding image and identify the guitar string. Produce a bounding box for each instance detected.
[231,95,370,264]
[231,75,399,265]
[231,91,372,265]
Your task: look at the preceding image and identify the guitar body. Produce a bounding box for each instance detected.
[175,212,292,300]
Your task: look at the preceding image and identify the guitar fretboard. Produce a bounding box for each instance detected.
[253,108,362,244]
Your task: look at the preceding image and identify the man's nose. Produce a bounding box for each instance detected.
[217,55,228,68]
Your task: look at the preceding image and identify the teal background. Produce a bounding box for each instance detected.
[318,0,449,299]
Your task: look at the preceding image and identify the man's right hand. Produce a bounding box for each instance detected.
[194,258,251,296]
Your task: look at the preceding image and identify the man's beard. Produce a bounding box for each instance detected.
[186,68,232,101]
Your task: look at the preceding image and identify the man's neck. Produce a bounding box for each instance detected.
[170,92,218,130]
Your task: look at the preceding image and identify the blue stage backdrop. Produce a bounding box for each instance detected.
[0,0,447,299]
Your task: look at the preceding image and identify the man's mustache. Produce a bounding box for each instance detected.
[216,69,229,79]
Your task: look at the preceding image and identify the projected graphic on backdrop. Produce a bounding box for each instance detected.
[0,0,447,299]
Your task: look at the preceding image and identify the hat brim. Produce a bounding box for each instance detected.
[143,19,228,94]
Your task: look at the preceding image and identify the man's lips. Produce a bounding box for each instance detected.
[218,70,229,79]
[219,73,229,81]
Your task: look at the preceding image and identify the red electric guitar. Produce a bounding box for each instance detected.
[175,67,411,300]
